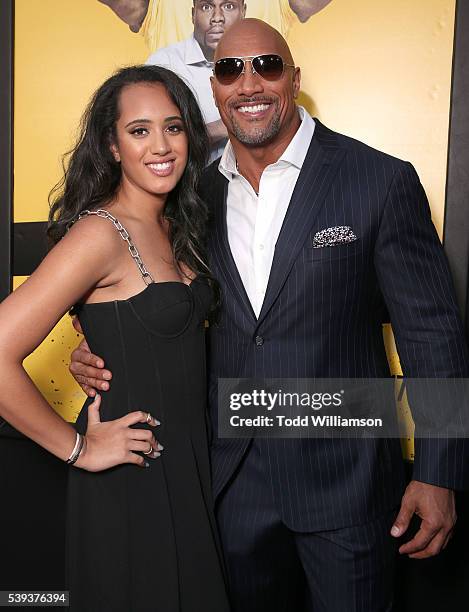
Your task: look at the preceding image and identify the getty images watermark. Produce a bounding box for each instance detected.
[217,378,469,439]
[228,388,382,429]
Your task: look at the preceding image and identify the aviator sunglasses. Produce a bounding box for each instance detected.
[213,54,295,86]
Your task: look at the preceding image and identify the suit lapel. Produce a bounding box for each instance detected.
[256,120,346,327]
[209,174,257,323]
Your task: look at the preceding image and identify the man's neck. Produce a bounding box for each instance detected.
[231,111,302,193]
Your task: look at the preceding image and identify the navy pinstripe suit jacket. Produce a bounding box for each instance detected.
[199,118,469,532]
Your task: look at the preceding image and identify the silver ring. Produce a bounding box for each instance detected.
[146,412,152,424]
[143,443,153,456]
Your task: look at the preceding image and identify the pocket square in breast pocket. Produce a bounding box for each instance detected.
[312,226,358,248]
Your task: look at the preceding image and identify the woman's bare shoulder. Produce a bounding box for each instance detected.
[64,212,124,248]
[63,209,127,254]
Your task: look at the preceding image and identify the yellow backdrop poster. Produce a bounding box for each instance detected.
[14,0,456,445]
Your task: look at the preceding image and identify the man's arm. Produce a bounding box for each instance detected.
[374,161,469,557]
[288,0,332,23]
[97,0,149,32]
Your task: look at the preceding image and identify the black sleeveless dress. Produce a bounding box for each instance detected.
[66,210,229,612]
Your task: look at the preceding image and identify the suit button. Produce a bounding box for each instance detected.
[255,336,264,346]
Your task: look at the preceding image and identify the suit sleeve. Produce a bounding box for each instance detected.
[374,161,469,490]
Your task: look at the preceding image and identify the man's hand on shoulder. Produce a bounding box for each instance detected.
[391,480,456,559]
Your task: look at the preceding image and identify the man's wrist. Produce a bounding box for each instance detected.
[410,478,454,493]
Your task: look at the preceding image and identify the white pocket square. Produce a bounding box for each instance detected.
[312,226,358,248]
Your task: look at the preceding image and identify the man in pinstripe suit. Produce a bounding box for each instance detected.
[71,18,469,611]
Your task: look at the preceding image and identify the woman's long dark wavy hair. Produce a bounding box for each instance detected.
[48,65,218,306]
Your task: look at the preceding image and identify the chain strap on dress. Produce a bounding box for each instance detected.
[74,209,154,286]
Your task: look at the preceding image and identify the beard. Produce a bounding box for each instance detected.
[227,98,281,146]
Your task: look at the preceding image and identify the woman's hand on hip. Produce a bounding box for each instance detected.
[74,394,162,471]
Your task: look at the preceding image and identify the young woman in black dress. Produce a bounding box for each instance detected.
[0,65,229,612]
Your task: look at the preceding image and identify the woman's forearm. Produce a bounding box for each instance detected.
[0,360,78,462]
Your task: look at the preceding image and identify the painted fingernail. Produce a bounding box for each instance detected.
[103,372,111,380]
[153,452,161,459]
[156,443,164,451]
[154,419,161,426]
[101,382,109,390]
[144,461,150,468]
[391,526,400,536]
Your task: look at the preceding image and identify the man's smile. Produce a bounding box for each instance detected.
[231,98,276,121]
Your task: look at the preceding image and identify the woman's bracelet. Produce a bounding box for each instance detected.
[66,432,85,465]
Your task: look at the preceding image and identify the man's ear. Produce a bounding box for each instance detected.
[110,142,120,163]
[293,66,301,99]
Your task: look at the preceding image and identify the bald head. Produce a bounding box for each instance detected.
[211,18,301,151]
[215,18,294,64]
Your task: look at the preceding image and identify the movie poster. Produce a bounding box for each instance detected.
[12,0,456,455]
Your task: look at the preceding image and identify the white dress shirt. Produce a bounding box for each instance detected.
[146,36,226,163]
[219,107,315,317]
